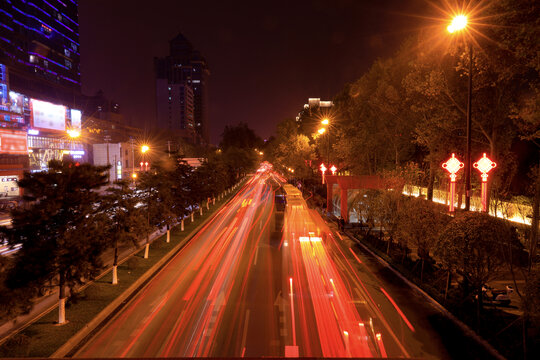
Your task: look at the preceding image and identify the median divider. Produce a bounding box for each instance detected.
[53,183,245,358]
[0,180,245,358]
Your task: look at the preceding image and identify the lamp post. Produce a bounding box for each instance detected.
[330,165,337,175]
[473,153,496,212]
[442,153,464,213]
[141,144,149,172]
[320,163,327,184]
[448,14,473,211]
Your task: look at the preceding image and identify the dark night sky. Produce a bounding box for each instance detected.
[78,0,429,144]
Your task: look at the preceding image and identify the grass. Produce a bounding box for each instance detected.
[0,184,242,358]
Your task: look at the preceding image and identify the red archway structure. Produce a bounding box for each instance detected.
[325,175,390,222]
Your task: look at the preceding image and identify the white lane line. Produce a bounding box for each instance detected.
[254,246,260,266]
[240,309,250,356]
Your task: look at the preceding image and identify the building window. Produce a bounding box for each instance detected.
[43,60,49,68]
[29,55,36,63]
[65,59,72,69]
[64,49,71,57]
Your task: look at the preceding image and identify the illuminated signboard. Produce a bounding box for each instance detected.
[9,91,24,114]
[0,176,20,197]
[0,128,28,154]
[30,99,66,132]
[70,109,81,130]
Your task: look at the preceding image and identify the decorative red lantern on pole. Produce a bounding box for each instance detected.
[145,161,149,171]
[140,161,144,171]
[320,163,327,184]
[442,153,464,212]
[473,153,496,212]
[330,165,337,175]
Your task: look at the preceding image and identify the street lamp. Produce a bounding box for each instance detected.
[448,14,473,211]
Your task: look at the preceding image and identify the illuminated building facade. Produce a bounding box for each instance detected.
[0,0,80,106]
[155,32,210,145]
[0,1,83,197]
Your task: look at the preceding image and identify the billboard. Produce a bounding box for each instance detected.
[0,128,27,155]
[9,91,24,114]
[30,99,66,132]
[70,109,81,130]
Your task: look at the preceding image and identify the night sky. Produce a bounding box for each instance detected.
[79,0,430,144]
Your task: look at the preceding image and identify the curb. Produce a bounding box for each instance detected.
[0,227,167,347]
[344,229,506,360]
[50,192,237,358]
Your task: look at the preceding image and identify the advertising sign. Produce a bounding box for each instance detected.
[0,176,19,197]
[70,109,82,130]
[9,91,24,114]
[0,128,27,154]
[30,99,66,132]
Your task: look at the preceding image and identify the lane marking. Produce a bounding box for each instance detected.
[240,309,250,357]
[254,246,260,266]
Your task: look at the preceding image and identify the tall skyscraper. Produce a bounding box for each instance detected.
[155,33,210,145]
[0,0,84,183]
[0,0,81,106]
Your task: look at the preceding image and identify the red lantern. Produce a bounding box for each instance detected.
[442,153,464,212]
[473,153,496,212]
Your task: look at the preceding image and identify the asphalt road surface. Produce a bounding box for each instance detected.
[75,167,491,358]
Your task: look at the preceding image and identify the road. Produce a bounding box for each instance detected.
[74,167,489,358]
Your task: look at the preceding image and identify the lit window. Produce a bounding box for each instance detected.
[29,55,36,63]
[43,60,48,68]
[64,49,70,57]
[65,59,72,69]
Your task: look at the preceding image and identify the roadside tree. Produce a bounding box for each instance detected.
[1,160,109,324]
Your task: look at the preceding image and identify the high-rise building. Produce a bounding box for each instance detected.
[155,33,210,144]
[0,1,83,194]
[0,0,81,106]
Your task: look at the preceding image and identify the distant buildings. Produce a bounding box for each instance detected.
[155,33,210,145]
[295,97,334,134]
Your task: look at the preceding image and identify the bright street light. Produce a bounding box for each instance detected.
[67,129,81,138]
[141,145,149,153]
[318,128,326,135]
[448,13,473,211]
[447,15,467,33]
[321,118,329,125]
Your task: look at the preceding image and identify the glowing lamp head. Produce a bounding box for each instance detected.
[330,165,337,175]
[320,163,327,173]
[447,15,468,33]
[473,153,496,181]
[131,173,137,179]
[141,145,149,153]
[67,129,81,138]
[442,153,464,181]
[321,118,329,125]
[318,128,326,135]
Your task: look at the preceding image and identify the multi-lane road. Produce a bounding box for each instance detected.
[74,167,490,358]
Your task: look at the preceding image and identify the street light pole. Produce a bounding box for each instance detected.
[465,42,473,211]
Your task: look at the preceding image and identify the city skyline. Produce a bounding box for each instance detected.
[79,0,428,144]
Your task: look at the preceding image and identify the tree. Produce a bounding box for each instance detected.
[398,196,449,281]
[1,160,109,324]
[435,212,518,330]
[101,181,146,284]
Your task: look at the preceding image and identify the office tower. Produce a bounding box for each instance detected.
[155,32,209,144]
